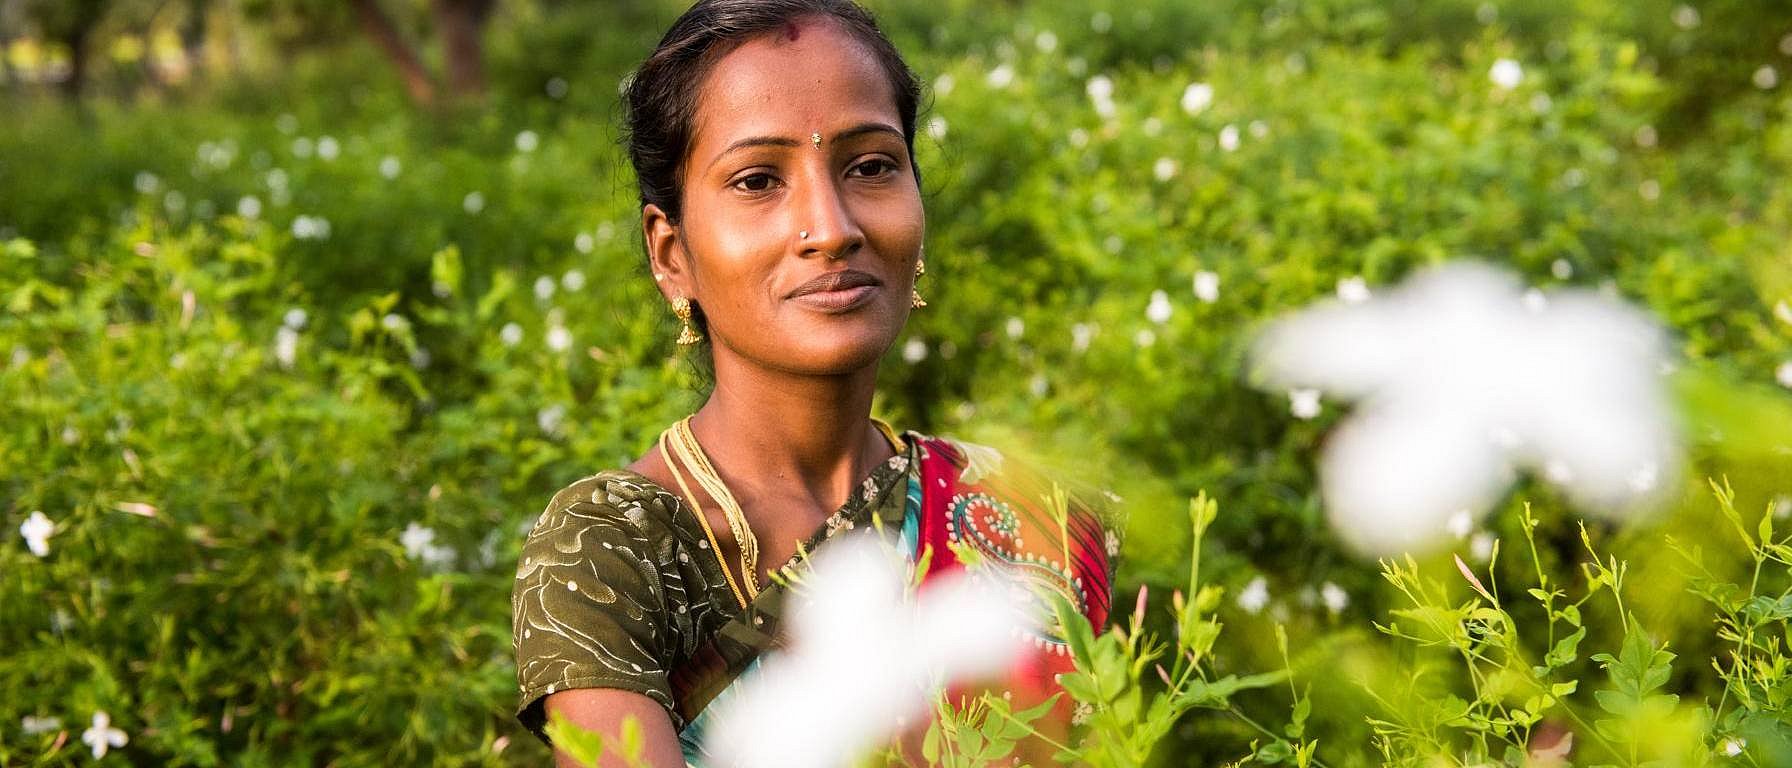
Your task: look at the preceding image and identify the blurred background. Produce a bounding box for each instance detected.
[3,0,1791,765]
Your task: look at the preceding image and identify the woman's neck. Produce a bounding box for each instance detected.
[688,356,891,514]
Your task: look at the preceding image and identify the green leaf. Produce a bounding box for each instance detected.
[544,710,606,768]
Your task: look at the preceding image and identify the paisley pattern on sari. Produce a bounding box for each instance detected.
[510,430,1118,762]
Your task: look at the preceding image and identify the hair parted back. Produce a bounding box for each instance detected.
[623,0,923,225]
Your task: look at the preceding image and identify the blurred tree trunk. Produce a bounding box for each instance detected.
[348,0,435,105]
[433,0,492,99]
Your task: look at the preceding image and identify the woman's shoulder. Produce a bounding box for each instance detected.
[532,468,682,531]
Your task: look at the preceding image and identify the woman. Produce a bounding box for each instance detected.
[510,1,1116,764]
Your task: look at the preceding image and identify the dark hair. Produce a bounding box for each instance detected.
[623,0,924,225]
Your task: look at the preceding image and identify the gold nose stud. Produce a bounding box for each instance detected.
[811,132,822,149]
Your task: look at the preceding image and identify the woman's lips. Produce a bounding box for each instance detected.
[788,284,879,312]
[786,269,881,312]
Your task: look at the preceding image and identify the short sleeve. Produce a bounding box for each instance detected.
[511,490,675,743]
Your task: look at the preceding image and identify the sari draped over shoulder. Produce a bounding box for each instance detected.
[510,430,1119,764]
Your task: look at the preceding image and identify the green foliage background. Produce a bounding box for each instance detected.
[3,0,1791,764]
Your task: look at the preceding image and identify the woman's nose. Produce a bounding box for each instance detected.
[794,171,864,260]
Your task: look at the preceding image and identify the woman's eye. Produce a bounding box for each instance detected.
[733,173,777,193]
[850,159,897,178]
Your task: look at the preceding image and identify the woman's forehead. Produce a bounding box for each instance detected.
[688,19,899,157]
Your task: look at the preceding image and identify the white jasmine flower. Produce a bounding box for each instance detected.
[537,404,567,436]
[1142,117,1164,136]
[1153,157,1178,182]
[515,130,540,153]
[1134,328,1157,347]
[545,326,573,353]
[1639,179,1661,201]
[316,136,340,161]
[1071,323,1096,352]
[1337,276,1371,304]
[379,155,402,179]
[704,532,1035,768]
[1755,66,1780,90]
[1671,5,1700,29]
[901,338,928,364]
[291,136,313,158]
[1181,82,1213,115]
[133,171,159,195]
[1722,738,1745,757]
[1091,11,1112,33]
[276,113,298,134]
[1773,300,1792,325]
[533,275,557,301]
[380,313,409,332]
[986,63,1015,89]
[1319,581,1349,613]
[236,195,262,220]
[409,346,431,370]
[1551,259,1574,280]
[1218,124,1240,152]
[499,322,524,348]
[1193,270,1221,303]
[1635,125,1659,148]
[1776,361,1792,390]
[21,715,61,734]
[82,712,127,759]
[1034,30,1058,53]
[274,326,299,370]
[1146,290,1173,324]
[1005,316,1025,339]
[1490,58,1524,90]
[1251,261,1678,556]
[561,269,586,292]
[1469,531,1497,562]
[933,73,954,96]
[1237,576,1269,614]
[20,511,53,557]
[1289,388,1322,420]
[282,308,309,330]
[1249,120,1269,139]
[574,232,594,253]
[1446,508,1474,539]
[1028,373,1049,398]
[1086,74,1113,102]
[926,116,948,141]
[291,215,331,240]
[462,191,486,214]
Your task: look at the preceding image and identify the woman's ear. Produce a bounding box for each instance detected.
[643,203,691,303]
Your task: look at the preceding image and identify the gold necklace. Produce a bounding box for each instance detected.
[657,416,907,611]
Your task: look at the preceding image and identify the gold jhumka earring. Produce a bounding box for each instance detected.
[911,257,927,309]
[671,296,703,345]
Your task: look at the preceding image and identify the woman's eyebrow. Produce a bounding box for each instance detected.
[704,123,905,173]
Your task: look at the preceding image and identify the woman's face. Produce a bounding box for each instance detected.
[645,17,924,378]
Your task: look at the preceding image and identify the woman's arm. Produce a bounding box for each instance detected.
[543,689,686,768]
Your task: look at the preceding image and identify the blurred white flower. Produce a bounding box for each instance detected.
[1153,157,1178,182]
[1090,11,1113,33]
[933,73,955,96]
[1289,388,1322,420]
[1319,582,1349,613]
[1723,738,1747,757]
[409,346,431,370]
[380,313,409,332]
[275,113,298,134]
[379,155,402,179]
[533,275,557,301]
[274,326,299,370]
[515,130,540,153]
[546,76,569,99]
[703,532,1034,768]
[283,308,309,330]
[1218,124,1240,152]
[21,715,61,735]
[1193,270,1221,303]
[561,269,586,292]
[462,191,486,214]
[236,196,262,220]
[1776,361,1792,390]
[1028,373,1049,398]
[1142,117,1164,137]
[1249,120,1269,139]
[133,171,160,195]
[902,338,928,364]
[1671,4,1700,29]
[1469,531,1497,562]
[1251,261,1679,556]
[1005,316,1025,339]
[20,511,53,557]
[291,137,314,158]
[1181,82,1213,115]
[1337,276,1371,304]
[574,232,594,253]
[291,215,331,241]
[1237,576,1269,614]
[1634,125,1659,149]
[926,116,948,141]
[1639,179,1661,201]
[1146,290,1173,324]
[82,711,127,759]
[1551,259,1574,280]
[537,404,567,436]
[1783,33,1792,56]
[1774,300,1792,325]
[1445,508,1474,539]
[1087,75,1116,119]
[1134,328,1157,348]
[546,325,573,352]
[499,322,524,348]
[316,136,340,161]
[1034,30,1058,53]
[1071,322,1096,352]
[986,63,1015,89]
[1754,65,1779,90]
[1490,58,1524,90]
[1475,2,1498,24]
